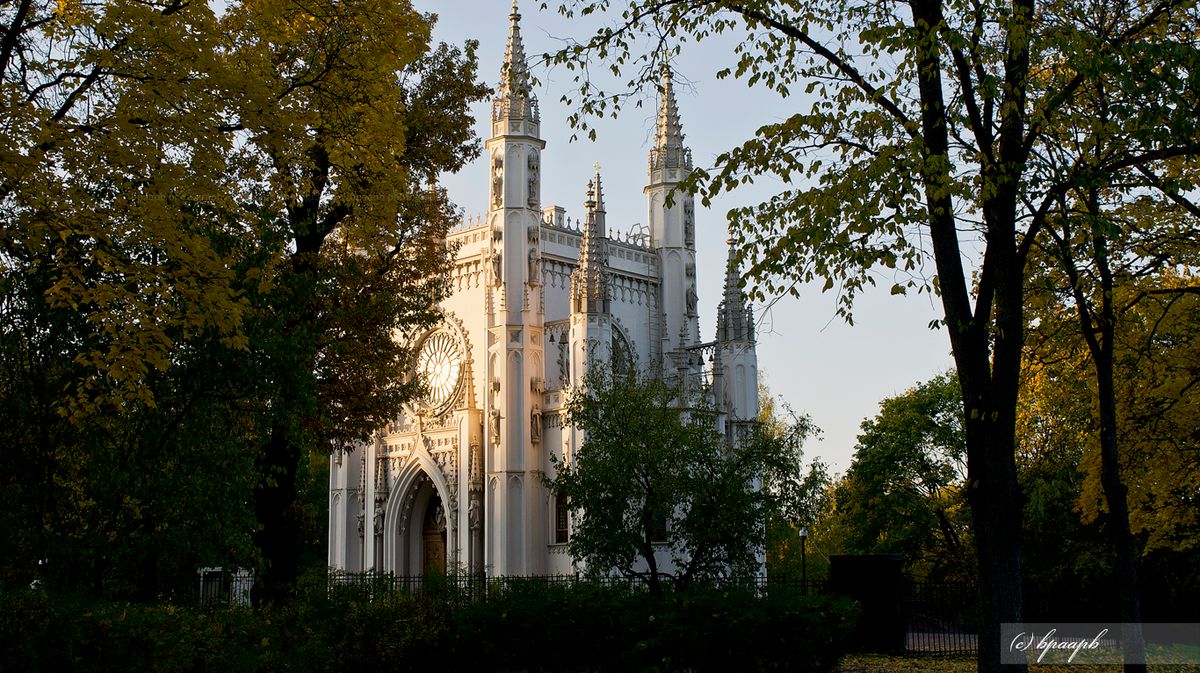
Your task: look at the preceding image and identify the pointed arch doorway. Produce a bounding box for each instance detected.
[387,469,451,576]
[421,491,447,576]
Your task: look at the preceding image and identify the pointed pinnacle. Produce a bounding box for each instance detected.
[655,65,683,149]
[500,0,529,96]
[573,173,610,314]
[718,237,749,341]
[593,166,605,211]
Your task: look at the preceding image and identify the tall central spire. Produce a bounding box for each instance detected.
[500,0,530,98]
[648,65,691,175]
[493,0,538,124]
[655,66,683,149]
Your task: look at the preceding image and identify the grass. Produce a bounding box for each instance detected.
[836,654,1200,673]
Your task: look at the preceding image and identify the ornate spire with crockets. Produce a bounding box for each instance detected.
[649,65,692,173]
[494,0,538,121]
[717,236,754,343]
[655,66,683,148]
[571,167,610,314]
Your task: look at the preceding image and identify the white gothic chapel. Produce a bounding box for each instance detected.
[327,3,760,577]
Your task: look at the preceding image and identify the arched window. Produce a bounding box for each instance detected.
[554,492,570,544]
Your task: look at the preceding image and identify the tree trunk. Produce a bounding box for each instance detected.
[1051,195,1146,671]
[252,420,303,606]
[642,509,661,596]
[963,394,1025,673]
[1093,328,1146,673]
[1086,213,1145,672]
[954,283,1026,673]
[249,170,331,606]
[910,0,1028,667]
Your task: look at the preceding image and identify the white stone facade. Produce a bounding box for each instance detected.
[327,3,759,577]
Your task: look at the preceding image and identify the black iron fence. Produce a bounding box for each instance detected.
[194,567,254,607]
[197,567,977,656]
[323,570,829,602]
[902,580,978,655]
[325,571,653,604]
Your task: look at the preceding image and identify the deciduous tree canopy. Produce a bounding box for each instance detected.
[541,2,1200,668]
[0,0,487,600]
[547,370,819,593]
[831,372,972,581]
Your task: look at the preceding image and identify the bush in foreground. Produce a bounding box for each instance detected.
[0,580,858,673]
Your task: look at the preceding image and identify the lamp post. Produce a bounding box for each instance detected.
[798,527,808,593]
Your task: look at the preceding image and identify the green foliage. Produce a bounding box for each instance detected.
[542,2,1200,667]
[757,383,833,580]
[822,373,973,580]
[758,383,829,528]
[548,369,818,589]
[1018,276,1200,620]
[0,589,267,673]
[0,262,258,596]
[0,583,860,673]
[0,0,488,601]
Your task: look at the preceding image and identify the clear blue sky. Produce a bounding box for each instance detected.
[417,0,954,473]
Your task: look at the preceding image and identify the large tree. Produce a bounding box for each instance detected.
[1022,29,1200,660]
[832,372,972,580]
[547,369,816,593]
[0,0,487,601]
[1,0,262,595]
[1023,270,1200,619]
[541,2,1200,668]
[219,0,487,603]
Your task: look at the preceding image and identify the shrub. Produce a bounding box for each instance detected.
[0,580,858,673]
[445,580,859,673]
[0,588,265,673]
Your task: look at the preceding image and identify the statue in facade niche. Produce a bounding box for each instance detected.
[468,496,481,531]
[527,154,539,205]
[686,284,698,316]
[491,251,502,285]
[531,405,542,443]
[558,341,570,385]
[528,248,540,282]
[684,201,695,246]
[492,155,504,206]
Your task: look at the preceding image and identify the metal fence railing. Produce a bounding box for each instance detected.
[325,572,651,604]
[902,580,978,655]
[320,571,839,604]
[193,568,979,656]
[196,567,254,607]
